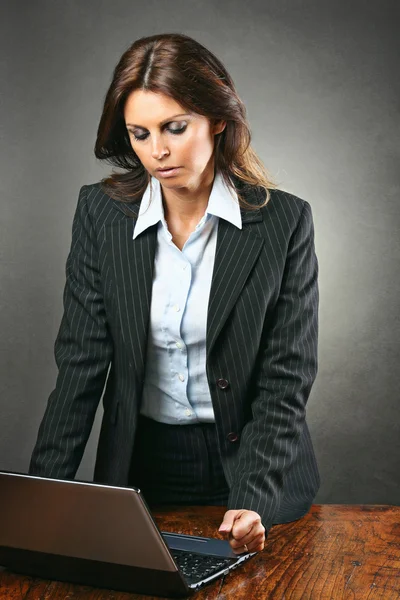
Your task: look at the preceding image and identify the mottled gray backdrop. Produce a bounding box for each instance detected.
[0,0,399,504]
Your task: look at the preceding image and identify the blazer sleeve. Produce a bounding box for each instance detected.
[29,185,113,479]
[227,200,319,529]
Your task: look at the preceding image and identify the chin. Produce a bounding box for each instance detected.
[155,172,188,184]
[155,176,180,185]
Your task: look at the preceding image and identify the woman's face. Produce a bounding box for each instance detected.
[123,90,225,190]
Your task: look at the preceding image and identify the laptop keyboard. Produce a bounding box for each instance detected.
[171,548,235,585]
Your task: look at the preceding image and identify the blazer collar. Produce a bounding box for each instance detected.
[112,173,264,225]
[132,171,243,240]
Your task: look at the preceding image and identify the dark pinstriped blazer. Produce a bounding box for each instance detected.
[29,175,320,531]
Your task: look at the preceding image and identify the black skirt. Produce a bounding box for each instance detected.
[129,415,230,507]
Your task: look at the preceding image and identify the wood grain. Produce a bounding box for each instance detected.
[1,505,399,599]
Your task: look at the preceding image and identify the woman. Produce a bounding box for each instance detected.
[29,33,320,555]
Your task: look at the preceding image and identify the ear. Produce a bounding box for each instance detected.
[213,120,227,135]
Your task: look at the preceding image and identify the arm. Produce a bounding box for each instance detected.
[29,185,113,479]
[226,200,319,533]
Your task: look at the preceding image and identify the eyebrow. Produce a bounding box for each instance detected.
[126,113,191,129]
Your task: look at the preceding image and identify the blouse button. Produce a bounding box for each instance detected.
[216,378,229,390]
[227,432,239,443]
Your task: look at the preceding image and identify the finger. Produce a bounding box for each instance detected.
[231,536,265,555]
[231,518,265,542]
[218,510,240,534]
[230,539,264,555]
[229,531,265,553]
[231,513,262,540]
[229,529,265,550]
[246,539,265,554]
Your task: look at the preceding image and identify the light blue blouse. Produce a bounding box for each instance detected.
[133,172,242,424]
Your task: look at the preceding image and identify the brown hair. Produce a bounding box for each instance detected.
[95,33,277,210]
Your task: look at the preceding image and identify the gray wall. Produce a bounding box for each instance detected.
[1,0,399,504]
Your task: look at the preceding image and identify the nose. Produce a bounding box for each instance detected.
[151,137,169,160]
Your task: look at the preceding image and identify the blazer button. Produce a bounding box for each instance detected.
[227,432,239,443]
[216,378,229,390]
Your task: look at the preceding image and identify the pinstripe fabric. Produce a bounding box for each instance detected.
[129,416,230,506]
[29,176,320,531]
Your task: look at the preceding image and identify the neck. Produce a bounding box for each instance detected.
[161,168,215,230]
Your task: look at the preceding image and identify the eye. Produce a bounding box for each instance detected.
[131,132,148,141]
[168,124,187,135]
[128,123,187,142]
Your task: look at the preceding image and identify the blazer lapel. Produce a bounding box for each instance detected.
[106,205,157,380]
[206,208,264,358]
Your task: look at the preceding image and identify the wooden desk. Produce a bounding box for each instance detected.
[1,505,399,599]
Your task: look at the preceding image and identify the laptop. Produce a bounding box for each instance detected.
[0,471,255,596]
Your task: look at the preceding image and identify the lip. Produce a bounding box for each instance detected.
[156,167,181,178]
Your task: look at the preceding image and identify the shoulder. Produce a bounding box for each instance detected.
[240,184,315,247]
[233,172,311,222]
[249,183,313,225]
[75,181,135,228]
[262,187,311,222]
